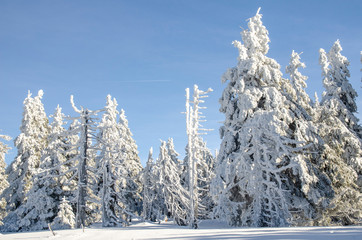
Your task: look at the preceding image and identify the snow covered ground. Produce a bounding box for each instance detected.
[1,220,362,240]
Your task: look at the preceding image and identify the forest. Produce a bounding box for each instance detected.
[0,9,361,232]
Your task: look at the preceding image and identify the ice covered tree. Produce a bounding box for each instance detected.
[1,90,49,232]
[52,197,76,230]
[211,9,331,227]
[142,147,158,222]
[0,134,11,225]
[184,85,214,228]
[68,95,100,228]
[316,42,362,225]
[15,105,70,231]
[96,95,142,227]
[320,40,362,138]
[158,139,189,225]
[285,51,314,116]
[116,109,143,221]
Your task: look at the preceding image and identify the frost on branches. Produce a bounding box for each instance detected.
[157,139,189,225]
[95,95,143,227]
[212,9,331,227]
[52,197,75,229]
[1,90,49,232]
[0,134,11,225]
[184,85,215,228]
[15,106,70,232]
[317,41,362,225]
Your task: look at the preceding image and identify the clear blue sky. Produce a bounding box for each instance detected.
[1,0,361,166]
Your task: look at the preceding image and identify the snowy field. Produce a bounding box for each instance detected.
[1,220,362,240]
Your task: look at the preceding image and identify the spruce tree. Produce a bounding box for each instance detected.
[52,197,76,230]
[211,9,331,227]
[16,106,69,231]
[117,109,143,221]
[0,134,11,225]
[316,41,362,225]
[2,90,49,232]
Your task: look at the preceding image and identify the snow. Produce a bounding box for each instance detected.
[1,219,362,240]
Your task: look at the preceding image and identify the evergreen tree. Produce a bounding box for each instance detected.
[142,147,158,222]
[117,109,143,222]
[158,139,189,225]
[0,134,11,225]
[1,90,49,232]
[211,9,331,227]
[69,95,100,228]
[52,197,76,230]
[16,106,69,231]
[316,42,362,225]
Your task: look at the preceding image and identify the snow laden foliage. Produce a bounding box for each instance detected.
[116,109,143,223]
[1,90,49,232]
[316,41,362,225]
[14,106,70,232]
[211,9,331,227]
[52,197,76,230]
[68,96,101,228]
[0,134,11,225]
[285,51,314,117]
[142,148,159,222]
[95,95,143,227]
[320,41,361,137]
[157,139,189,226]
[183,85,215,228]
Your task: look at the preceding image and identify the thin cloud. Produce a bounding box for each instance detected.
[116,80,172,83]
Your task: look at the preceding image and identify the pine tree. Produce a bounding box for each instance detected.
[1,90,49,232]
[142,147,158,222]
[316,42,362,225]
[15,106,70,231]
[69,95,100,228]
[52,197,76,230]
[211,9,331,227]
[117,109,143,222]
[158,139,189,225]
[0,134,11,225]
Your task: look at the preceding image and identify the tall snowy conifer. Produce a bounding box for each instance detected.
[316,42,362,225]
[96,95,134,227]
[142,147,158,221]
[0,134,11,225]
[69,96,100,228]
[117,109,143,222]
[158,139,189,225]
[1,90,49,232]
[211,9,331,227]
[15,105,69,231]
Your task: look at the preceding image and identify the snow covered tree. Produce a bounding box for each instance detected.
[285,51,314,116]
[116,109,143,222]
[0,134,11,225]
[316,42,362,225]
[15,105,70,231]
[320,40,362,138]
[52,197,76,230]
[211,9,331,227]
[69,95,100,228]
[158,139,189,225]
[142,147,158,222]
[183,85,214,228]
[1,90,49,232]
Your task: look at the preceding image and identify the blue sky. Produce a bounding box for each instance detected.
[1,0,361,166]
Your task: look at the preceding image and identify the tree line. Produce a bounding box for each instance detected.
[0,9,361,231]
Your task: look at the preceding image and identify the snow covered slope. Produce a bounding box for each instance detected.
[1,220,362,240]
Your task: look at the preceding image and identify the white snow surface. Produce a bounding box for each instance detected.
[1,219,362,240]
